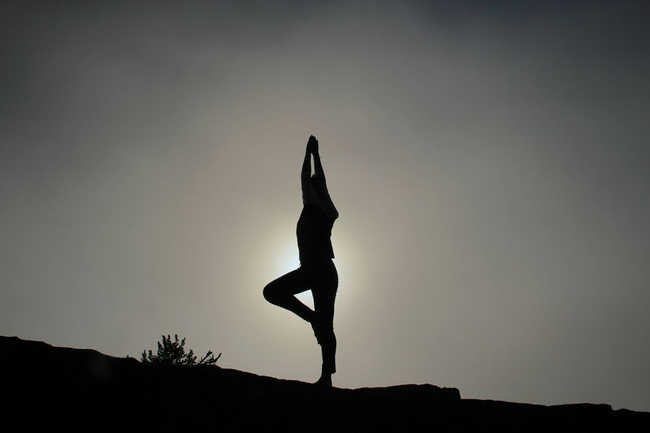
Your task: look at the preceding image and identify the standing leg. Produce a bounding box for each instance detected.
[311,260,338,386]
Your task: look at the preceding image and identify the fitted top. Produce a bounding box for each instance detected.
[296,203,335,262]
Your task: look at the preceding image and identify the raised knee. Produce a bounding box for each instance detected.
[263,283,276,303]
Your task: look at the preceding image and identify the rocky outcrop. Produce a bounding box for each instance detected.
[1,336,648,431]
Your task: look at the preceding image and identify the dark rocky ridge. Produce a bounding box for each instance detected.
[1,336,648,431]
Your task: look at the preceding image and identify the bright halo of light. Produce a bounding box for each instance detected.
[266,226,364,313]
[275,243,300,276]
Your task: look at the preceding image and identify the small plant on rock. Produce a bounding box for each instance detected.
[141,334,220,366]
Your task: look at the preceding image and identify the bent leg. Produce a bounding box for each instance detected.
[263,268,314,323]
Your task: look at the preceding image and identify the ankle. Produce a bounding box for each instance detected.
[314,374,332,388]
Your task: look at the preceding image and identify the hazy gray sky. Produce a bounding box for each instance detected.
[2,0,649,411]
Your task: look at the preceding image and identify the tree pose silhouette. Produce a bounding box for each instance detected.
[264,135,339,387]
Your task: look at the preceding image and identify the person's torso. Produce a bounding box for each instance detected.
[296,203,335,261]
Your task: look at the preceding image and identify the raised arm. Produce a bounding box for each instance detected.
[301,142,312,180]
[307,136,339,220]
[312,147,327,185]
[301,136,317,204]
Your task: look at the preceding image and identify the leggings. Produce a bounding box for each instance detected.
[263,258,338,375]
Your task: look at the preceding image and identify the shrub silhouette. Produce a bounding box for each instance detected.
[141,334,221,366]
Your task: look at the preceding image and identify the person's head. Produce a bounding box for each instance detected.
[311,174,327,201]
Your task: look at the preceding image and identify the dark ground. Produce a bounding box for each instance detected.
[1,336,648,431]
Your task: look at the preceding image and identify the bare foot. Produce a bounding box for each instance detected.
[314,374,332,388]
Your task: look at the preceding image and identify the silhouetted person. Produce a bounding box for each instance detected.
[263,135,339,387]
